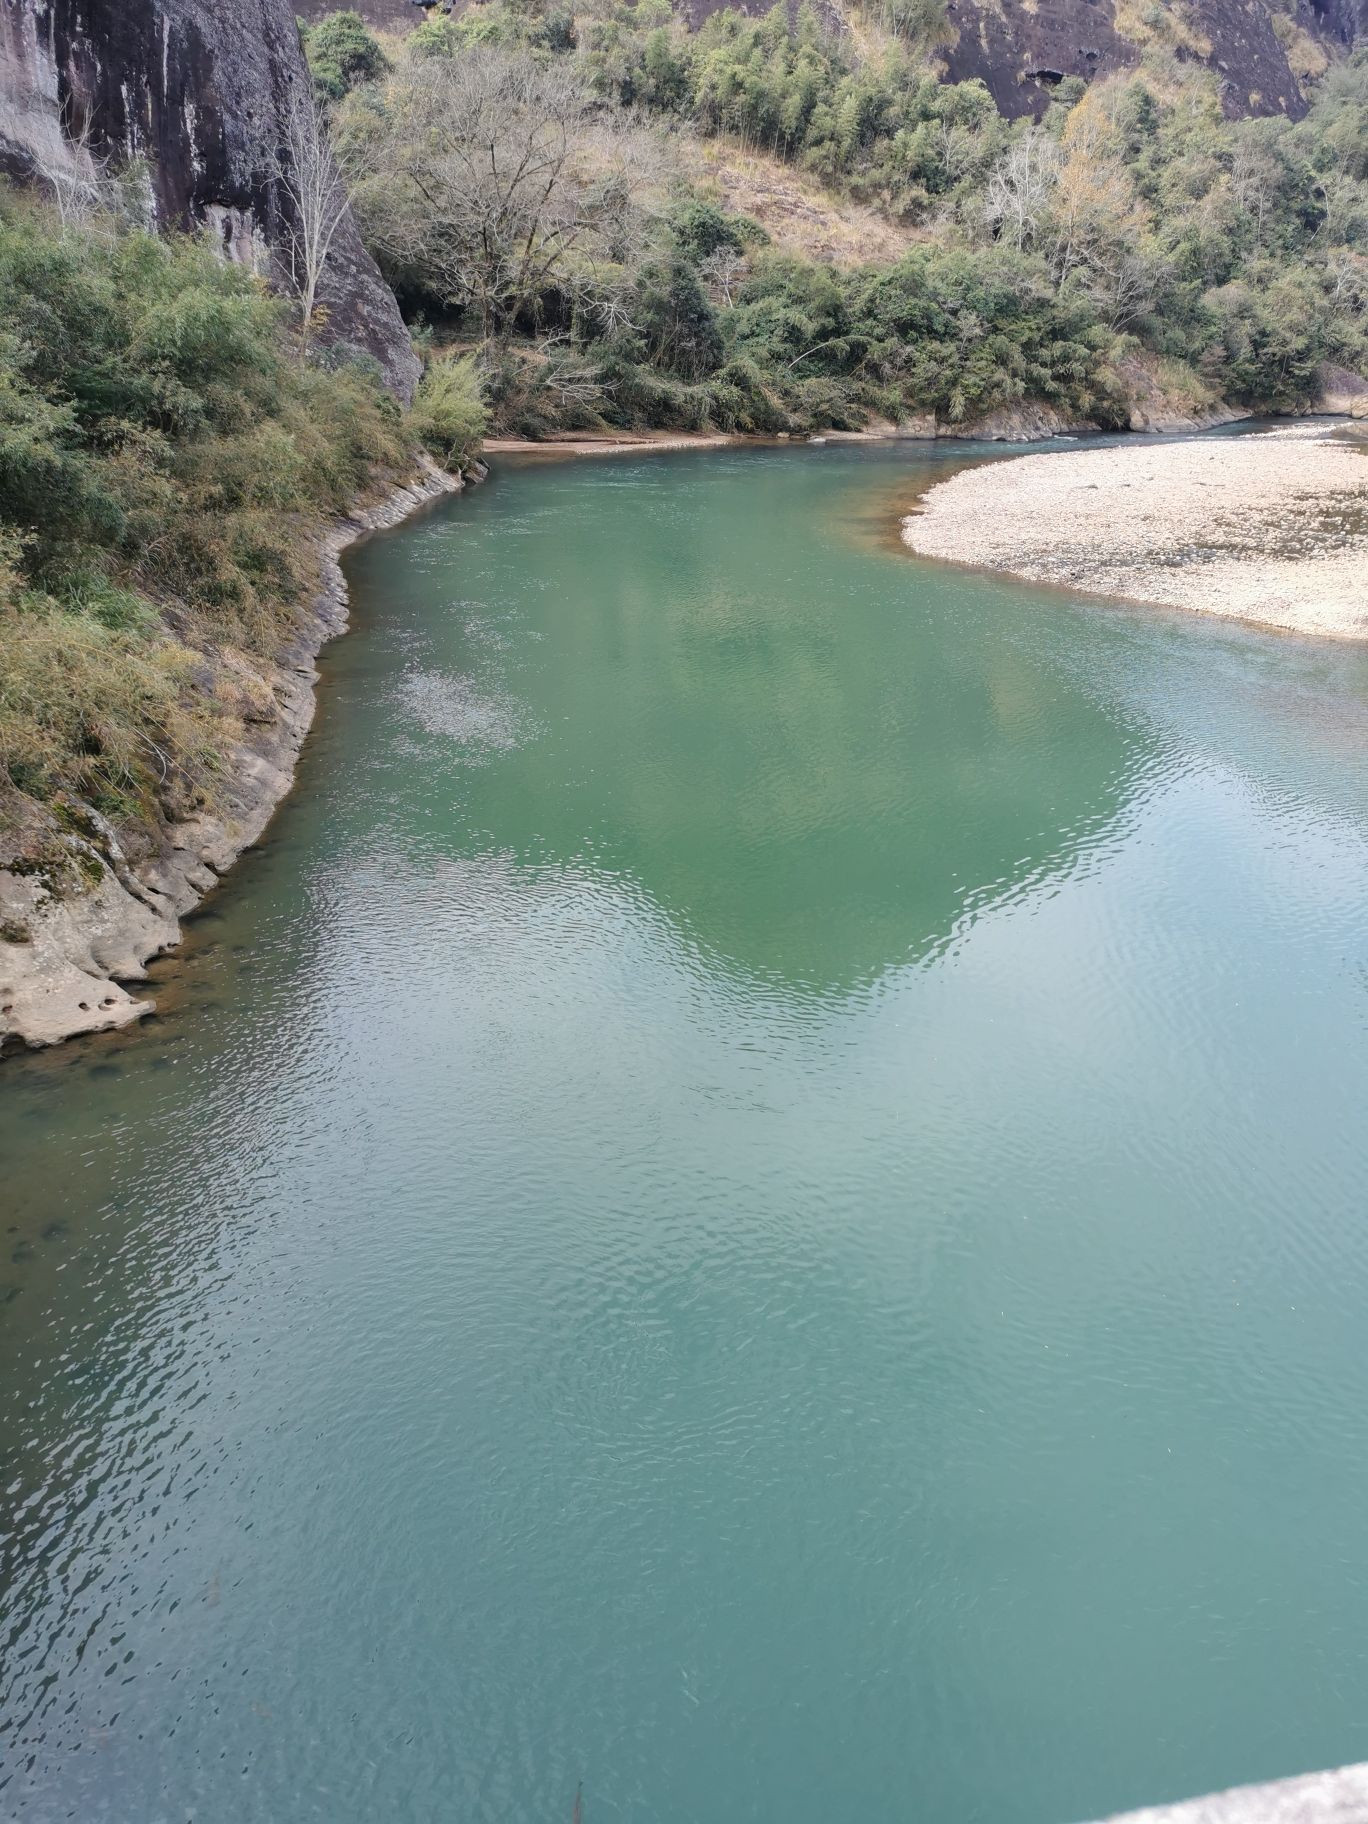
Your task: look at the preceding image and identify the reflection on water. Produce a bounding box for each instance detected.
[2,442,1368,1824]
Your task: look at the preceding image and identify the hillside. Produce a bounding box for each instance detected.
[303,0,1368,442]
[299,0,1362,116]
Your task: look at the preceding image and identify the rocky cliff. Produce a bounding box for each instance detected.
[0,0,420,397]
[937,0,1342,121]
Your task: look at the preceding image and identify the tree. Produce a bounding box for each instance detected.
[700,243,746,306]
[1230,136,1283,256]
[348,49,665,336]
[983,132,1059,253]
[274,85,356,355]
[30,97,115,231]
[301,10,389,105]
[1044,93,1158,325]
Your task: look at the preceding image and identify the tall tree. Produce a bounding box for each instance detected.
[275,85,356,355]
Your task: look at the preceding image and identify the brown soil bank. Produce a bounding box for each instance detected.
[902,425,1368,642]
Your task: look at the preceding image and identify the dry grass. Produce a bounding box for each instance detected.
[1114,347,1221,419]
[1112,0,1213,60]
[1284,25,1329,80]
[0,596,229,821]
[687,140,920,267]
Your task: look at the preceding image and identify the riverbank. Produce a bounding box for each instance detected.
[483,430,741,456]
[901,424,1368,641]
[0,459,463,1055]
[9,417,1364,1057]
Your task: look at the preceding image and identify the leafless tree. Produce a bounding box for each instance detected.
[983,131,1059,253]
[274,84,356,354]
[1324,244,1368,310]
[699,243,746,306]
[1086,243,1170,329]
[349,49,668,337]
[935,118,976,188]
[32,97,115,230]
[1230,138,1281,257]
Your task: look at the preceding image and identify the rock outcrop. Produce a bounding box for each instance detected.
[0,461,461,1056]
[0,0,420,398]
[1314,364,1368,418]
[937,0,1335,121]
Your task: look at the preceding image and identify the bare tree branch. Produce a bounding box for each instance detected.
[274,85,357,355]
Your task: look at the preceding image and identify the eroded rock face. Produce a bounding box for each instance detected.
[938,0,1332,121]
[1313,0,1368,47]
[0,0,420,397]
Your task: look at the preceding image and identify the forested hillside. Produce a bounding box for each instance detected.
[305,2,1368,435]
[298,0,1361,122]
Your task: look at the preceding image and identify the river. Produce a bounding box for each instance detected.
[3,440,1368,1823]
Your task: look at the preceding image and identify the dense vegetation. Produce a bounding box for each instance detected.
[0,192,427,832]
[317,3,1368,434]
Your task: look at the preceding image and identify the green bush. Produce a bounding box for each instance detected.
[1202,270,1328,409]
[301,10,389,104]
[670,199,768,263]
[410,354,488,470]
[0,191,416,827]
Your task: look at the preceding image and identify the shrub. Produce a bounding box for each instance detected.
[301,11,389,104]
[410,354,488,469]
[670,200,768,263]
[0,191,418,828]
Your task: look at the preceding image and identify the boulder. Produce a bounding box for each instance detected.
[1314,365,1368,419]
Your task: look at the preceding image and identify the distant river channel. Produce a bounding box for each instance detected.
[4,439,1368,1824]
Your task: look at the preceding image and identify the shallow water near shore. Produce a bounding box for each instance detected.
[3,440,1368,1824]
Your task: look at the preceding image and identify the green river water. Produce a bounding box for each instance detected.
[3,440,1368,1823]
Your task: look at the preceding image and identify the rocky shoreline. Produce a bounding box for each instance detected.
[901,423,1368,641]
[0,459,463,1056]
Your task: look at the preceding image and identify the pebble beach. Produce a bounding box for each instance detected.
[902,424,1368,640]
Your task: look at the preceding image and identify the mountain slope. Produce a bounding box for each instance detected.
[296,0,1359,119]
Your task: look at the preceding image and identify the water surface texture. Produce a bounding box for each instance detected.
[4,443,1368,1824]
